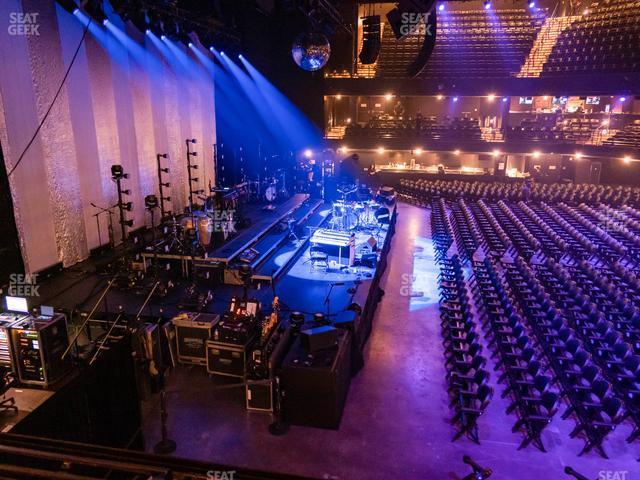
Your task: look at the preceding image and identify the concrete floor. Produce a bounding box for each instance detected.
[142,203,639,480]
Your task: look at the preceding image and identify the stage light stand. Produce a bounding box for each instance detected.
[145,195,161,284]
[156,153,171,219]
[185,138,199,214]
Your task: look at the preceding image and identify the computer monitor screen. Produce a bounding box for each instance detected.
[6,296,28,313]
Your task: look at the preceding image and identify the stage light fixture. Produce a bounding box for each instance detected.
[161,35,166,40]
[414,148,423,155]
[502,97,508,103]
[384,93,393,101]
[484,1,491,10]
[346,118,352,124]
[188,42,194,48]
[146,29,151,35]
[532,151,541,159]
[453,96,459,102]
[304,149,313,158]
[438,3,445,11]
[220,51,225,56]
[620,96,627,102]
[377,147,385,154]
[492,149,501,157]
[111,165,127,180]
[102,18,108,25]
[583,8,589,15]
[624,156,632,163]
[575,152,583,159]
[529,1,535,8]
[487,94,496,102]
[454,149,461,155]
[210,46,214,52]
[335,94,342,100]
[145,195,159,209]
[437,94,444,100]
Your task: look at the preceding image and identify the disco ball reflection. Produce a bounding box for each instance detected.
[291,32,331,71]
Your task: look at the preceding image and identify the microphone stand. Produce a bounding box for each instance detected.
[324,282,345,319]
[90,202,118,249]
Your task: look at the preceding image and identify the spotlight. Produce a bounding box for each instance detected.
[73,8,79,15]
[484,1,491,10]
[209,46,214,52]
[161,35,166,40]
[487,94,496,102]
[532,151,541,159]
[335,94,342,100]
[454,149,461,155]
[437,94,444,100]
[346,118,352,124]
[453,96,459,102]
[414,148,423,155]
[377,147,385,154]
[188,42,194,48]
[384,93,394,101]
[620,96,627,102]
[304,149,313,158]
[146,29,151,35]
[438,3,445,11]
[583,8,589,15]
[220,51,225,56]
[492,149,501,157]
[502,97,508,103]
[145,195,159,209]
[102,18,108,25]
[339,146,348,154]
[238,54,243,59]
[624,156,632,164]
[575,152,583,159]
[529,1,535,8]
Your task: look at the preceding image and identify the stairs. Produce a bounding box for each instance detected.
[325,125,346,139]
[517,15,579,77]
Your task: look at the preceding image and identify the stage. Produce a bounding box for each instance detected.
[0,194,396,456]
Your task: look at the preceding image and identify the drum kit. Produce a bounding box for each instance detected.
[329,184,380,231]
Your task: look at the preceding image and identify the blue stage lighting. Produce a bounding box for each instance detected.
[102,18,108,25]
[210,47,214,52]
[220,51,225,56]
[73,8,79,15]
[438,3,445,11]
[188,42,194,48]
[453,96,459,102]
[484,1,491,9]
[529,1,535,7]
[238,54,243,59]
[620,96,627,102]
[502,97,508,103]
[161,35,166,40]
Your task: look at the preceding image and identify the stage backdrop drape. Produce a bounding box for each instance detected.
[0,0,216,274]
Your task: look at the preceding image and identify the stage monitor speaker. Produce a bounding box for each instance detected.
[300,325,338,352]
[359,15,381,64]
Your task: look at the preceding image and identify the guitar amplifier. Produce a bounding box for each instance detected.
[172,312,219,366]
[281,329,352,429]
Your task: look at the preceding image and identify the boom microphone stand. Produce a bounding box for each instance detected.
[461,455,492,480]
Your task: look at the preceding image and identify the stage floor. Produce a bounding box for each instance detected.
[140,202,639,479]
